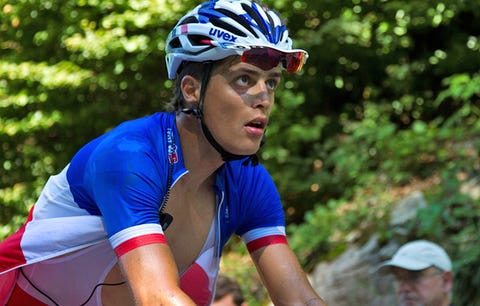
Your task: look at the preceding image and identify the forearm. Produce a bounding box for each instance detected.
[268,293,327,306]
[133,289,195,306]
[119,244,196,306]
[268,290,327,306]
[251,244,328,306]
[304,297,328,306]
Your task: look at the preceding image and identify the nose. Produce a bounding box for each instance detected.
[250,80,273,110]
[396,279,414,293]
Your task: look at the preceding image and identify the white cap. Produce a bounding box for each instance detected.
[379,240,452,272]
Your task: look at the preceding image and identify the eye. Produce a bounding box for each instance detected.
[266,78,280,91]
[235,75,250,87]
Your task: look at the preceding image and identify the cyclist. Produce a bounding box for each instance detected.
[0,0,326,305]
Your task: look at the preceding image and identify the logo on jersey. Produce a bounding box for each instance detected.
[166,128,178,164]
[209,28,238,43]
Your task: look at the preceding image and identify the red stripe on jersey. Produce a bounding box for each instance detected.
[179,263,211,306]
[114,233,166,257]
[6,283,48,306]
[0,270,18,304]
[0,208,34,273]
[246,235,287,254]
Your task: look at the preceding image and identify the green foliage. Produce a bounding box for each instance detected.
[413,170,480,305]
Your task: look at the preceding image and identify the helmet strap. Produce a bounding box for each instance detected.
[181,62,260,166]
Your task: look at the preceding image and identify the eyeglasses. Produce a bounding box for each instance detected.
[199,40,308,73]
[241,47,308,73]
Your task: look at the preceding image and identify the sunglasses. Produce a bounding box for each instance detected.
[199,39,308,73]
[241,47,308,73]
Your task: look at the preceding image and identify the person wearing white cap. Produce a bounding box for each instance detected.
[379,240,454,306]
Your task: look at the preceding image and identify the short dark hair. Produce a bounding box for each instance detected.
[214,275,245,306]
[164,56,241,113]
[165,61,206,113]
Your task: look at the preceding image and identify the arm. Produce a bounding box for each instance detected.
[250,243,327,306]
[118,243,196,306]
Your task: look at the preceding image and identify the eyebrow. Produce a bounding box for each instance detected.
[226,67,282,78]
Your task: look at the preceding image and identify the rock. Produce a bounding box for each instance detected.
[311,235,396,306]
[310,191,428,306]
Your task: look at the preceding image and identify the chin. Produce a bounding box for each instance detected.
[227,142,260,156]
[242,145,260,156]
[398,298,421,306]
[235,149,258,157]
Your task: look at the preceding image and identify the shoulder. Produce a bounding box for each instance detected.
[107,112,173,142]
[223,161,277,193]
[220,161,280,209]
[223,160,271,181]
[84,113,173,161]
[68,113,177,184]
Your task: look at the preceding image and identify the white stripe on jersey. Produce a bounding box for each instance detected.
[110,223,164,249]
[241,226,286,244]
[20,165,109,264]
[21,215,107,263]
[32,165,90,220]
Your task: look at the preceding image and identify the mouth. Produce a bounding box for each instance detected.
[399,295,417,304]
[244,117,268,137]
[245,118,267,130]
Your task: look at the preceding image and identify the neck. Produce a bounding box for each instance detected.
[176,113,224,184]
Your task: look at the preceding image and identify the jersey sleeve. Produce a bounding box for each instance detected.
[85,133,168,257]
[228,163,287,254]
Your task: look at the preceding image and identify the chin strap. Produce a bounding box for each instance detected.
[180,62,261,166]
[180,107,261,166]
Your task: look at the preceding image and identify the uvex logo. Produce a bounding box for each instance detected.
[208,28,237,42]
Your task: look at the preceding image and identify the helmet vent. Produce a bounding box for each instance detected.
[180,16,198,25]
[241,3,268,37]
[210,17,249,37]
[169,37,181,48]
[216,8,257,38]
[189,34,212,46]
[265,12,276,40]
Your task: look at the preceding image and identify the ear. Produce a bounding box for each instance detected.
[441,271,453,293]
[180,75,200,106]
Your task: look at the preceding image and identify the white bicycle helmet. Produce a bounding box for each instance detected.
[165,0,305,79]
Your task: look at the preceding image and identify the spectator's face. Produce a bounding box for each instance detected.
[393,267,452,306]
[212,293,239,306]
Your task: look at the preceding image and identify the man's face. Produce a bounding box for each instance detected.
[201,59,282,156]
[393,267,452,306]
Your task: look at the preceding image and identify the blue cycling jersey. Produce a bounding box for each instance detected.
[0,112,287,305]
[66,112,286,255]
